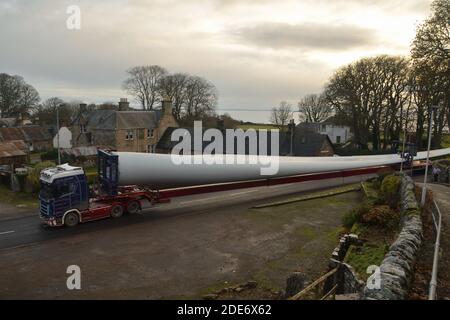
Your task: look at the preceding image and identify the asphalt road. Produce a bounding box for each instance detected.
[0,174,374,299]
[0,174,374,251]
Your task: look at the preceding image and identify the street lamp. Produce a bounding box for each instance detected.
[420,105,440,206]
[56,103,64,165]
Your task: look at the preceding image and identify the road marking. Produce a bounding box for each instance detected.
[229,189,259,197]
[179,198,216,205]
[0,230,15,235]
[179,189,259,205]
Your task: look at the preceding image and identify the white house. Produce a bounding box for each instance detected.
[53,126,72,149]
[318,122,352,144]
[298,117,352,144]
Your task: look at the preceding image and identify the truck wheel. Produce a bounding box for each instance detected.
[64,212,79,227]
[127,201,140,214]
[110,205,124,218]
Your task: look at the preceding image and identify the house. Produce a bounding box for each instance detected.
[0,126,53,151]
[0,140,29,167]
[53,126,73,149]
[0,118,17,128]
[298,117,352,144]
[155,122,334,157]
[280,126,335,156]
[71,97,178,153]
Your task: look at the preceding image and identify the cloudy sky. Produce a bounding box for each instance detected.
[0,0,433,122]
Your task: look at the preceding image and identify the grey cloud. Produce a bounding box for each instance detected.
[232,22,377,51]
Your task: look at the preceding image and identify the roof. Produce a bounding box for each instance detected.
[280,128,334,156]
[20,126,52,142]
[86,109,116,130]
[0,126,52,143]
[116,111,157,129]
[61,146,98,157]
[40,164,84,183]
[85,110,158,130]
[156,127,333,156]
[0,127,24,141]
[0,140,27,158]
[0,118,17,128]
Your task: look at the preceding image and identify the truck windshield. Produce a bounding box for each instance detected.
[40,182,56,199]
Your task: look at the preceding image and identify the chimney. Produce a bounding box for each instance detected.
[162,96,173,115]
[288,119,295,156]
[118,98,129,111]
[79,103,87,113]
[217,118,225,131]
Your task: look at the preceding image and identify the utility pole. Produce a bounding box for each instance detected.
[421,105,439,206]
[57,104,63,165]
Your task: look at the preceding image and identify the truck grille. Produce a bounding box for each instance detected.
[40,200,50,217]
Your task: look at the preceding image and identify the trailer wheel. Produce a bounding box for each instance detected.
[110,205,124,218]
[64,212,79,227]
[126,201,140,214]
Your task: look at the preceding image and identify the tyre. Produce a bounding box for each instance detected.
[110,205,124,218]
[64,212,79,227]
[126,201,140,214]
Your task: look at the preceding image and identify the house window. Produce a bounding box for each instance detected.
[80,124,86,133]
[126,129,134,140]
[336,136,341,144]
[321,124,327,132]
[147,128,154,139]
[147,144,155,153]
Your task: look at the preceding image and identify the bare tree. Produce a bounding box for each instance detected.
[270,101,293,130]
[184,76,218,118]
[324,55,410,150]
[298,93,332,123]
[122,65,168,110]
[411,0,450,148]
[157,73,189,119]
[0,73,40,118]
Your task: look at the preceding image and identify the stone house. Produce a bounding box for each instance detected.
[71,97,178,152]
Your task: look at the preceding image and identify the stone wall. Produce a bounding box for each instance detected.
[363,174,422,300]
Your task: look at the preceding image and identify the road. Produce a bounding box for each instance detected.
[0,174,369,299]
[0,174,373,250]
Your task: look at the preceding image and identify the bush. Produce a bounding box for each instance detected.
[361,205,400,228]
[342,202,371,229]
[26,161,56,192]
[41,149,73,163]
[380,175,401,208]
[376,167,395,185]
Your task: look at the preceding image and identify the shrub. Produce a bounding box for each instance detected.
[26,161,56,192]
[361,205,400,228]
[380,175,401,208]
[342,202,371,229]
[376,167,395,185]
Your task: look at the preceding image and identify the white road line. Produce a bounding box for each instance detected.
[229,189,259,197]
[179,198,217,205]
[180,189,260,205]
[0,230,15,235]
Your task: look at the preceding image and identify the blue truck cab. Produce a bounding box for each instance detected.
[39,164,89,226]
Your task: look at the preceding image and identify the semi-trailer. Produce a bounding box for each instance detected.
[38,148,450,227]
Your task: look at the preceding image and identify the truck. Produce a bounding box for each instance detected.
[38,148,440,227]
[39,150,168,227]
